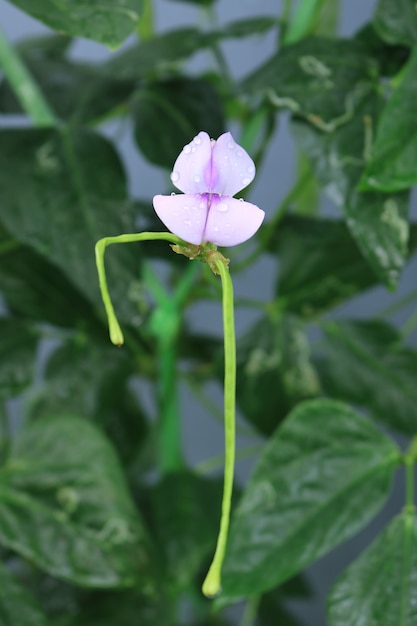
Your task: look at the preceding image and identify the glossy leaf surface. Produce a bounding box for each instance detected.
[8,0,142,46]
[328,512,417,626]
[361,48,417,192]
[317,319,417,435]
[221,399,400,599]
[0,128,142,324]
[0,416,152,587]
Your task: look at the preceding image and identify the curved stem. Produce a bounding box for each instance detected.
[0,26,56,127]
[95,232,182,345]
[202,259,236,597]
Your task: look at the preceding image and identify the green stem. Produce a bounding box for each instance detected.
[283,0,327,45]
[240,596,261,626]
[378,288,417,320]
[0,401,10,465]
[400,305,417,339]
[157,339,183,473]
[95,232,182,345]
[195,443,263,475]
[0,26,56,127]
[202,260,236,597]
[136,0,155,40]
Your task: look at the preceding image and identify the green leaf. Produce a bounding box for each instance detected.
[30,339,148,465]
[221,399,400,599]
[105,28,211,80]
[292,93,410,289]
[8,0,143,47]
[316,319,417,436]
[327,511,417,626]
[360,47,417,192]
[0,561,49,626]
[0,127,142,324]
[69,589,170,626]
[0,227,101,331]
[273,216,381,317]
[241,37,377,130]
[374,0,417,46]
[0,319,37,396]
[234,314,320,435]
[133,78,225,168]
[141,472,223,593]
[0,36,135,124]
[0,415,152,588]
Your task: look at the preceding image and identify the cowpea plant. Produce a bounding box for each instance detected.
[0,0,417,625]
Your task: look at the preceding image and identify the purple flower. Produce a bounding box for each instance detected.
[153,131,265,247]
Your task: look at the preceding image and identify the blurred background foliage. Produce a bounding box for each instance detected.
[1,0,417,624]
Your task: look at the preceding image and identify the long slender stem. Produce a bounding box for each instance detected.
[136,0,155,40]
[0,26,56,126]
[95,232,182,345]
[158,339,183,473]
[240,596,261,626]
[202,260,236,597]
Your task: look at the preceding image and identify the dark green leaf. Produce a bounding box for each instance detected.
[241,37,377,129]
[133,78,225,168]
[221,399,400,599]
[234,314,320,435]
[316,319,417,435]
[328,511,417,626]
[67,589,169,626]
[360,47,417,192]
[258,575,312,626]
[0,127,142,325]
[0,319,37,396]
[0,561,49,626]
[105,28,211,80]
[0,415,152,587]
[292,93,410,289]
[0,37,135,124]
[354,24,410,77]
[30,339,148,465]
[0,227,101,331]
[8,0,143,47]
[374,0,417,46]
[273,216,381,317]
[140,472,223,593]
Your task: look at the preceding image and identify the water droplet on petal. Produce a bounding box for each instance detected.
[199,201,206,209]
[183,145,191,154]
[170,171,180,182]
[237,150,243,157]
[227,141,234,149]
[239,198,244,202]
[171,192,176,196]
[194,175,201,183]
[218,203,228,213]
[185,219,192,226]
[191,146,196,153]
[242,177,251,185]
[214,226,219,232]
[248,165,255,174]
[194,136,202,145]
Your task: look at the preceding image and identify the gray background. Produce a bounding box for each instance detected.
[1,1,414,624]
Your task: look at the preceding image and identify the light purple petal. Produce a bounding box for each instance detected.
[153,193,208,245]
[170,132,213,194]
[210,132,256,197]
[203,196,265,247]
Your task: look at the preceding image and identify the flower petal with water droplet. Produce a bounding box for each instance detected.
[171,131,213,194]
[153,193,208,245]
[210,132,256,197]
[203,196,265,246]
